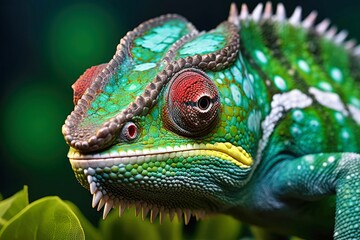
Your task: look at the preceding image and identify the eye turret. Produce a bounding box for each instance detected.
[163,69,220,137]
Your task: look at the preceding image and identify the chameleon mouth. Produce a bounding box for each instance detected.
[68,142,253,169]
[68,142,253,221]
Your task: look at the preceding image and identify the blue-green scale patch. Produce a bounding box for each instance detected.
[80,18,194,129]
[131,19,192,64]
[176,25,228,58]
[230,84,241,106]
[240,21,297,93]
[134,23,182,53]
[179,33,224,55]
[133,62,157,71]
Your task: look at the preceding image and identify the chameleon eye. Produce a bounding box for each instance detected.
[163,69,220,137]
[120,122,138,142]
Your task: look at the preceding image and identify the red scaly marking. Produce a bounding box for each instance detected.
[165,70,220,136]
[72,63,107,105]
[170,71,216,105]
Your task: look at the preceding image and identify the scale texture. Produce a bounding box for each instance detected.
[63,3,360,239]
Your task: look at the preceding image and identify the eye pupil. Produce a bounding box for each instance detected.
[198,96,211,110]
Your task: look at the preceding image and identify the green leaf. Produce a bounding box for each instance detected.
[99,207,160,240]
[0,186,29,229]
[155,214,182,240]
[194,214,242,240]
[65,201,101,240]
[0,196,85,240]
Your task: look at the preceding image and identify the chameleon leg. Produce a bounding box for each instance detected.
[267,152,360,239]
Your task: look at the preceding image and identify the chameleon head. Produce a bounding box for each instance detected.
[63,13,259,222]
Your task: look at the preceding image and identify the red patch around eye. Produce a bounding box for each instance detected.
[72,63,107,105]
[170,71,216,104]
[164,69,220,137]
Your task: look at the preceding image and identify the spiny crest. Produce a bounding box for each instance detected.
[228,2,360,55]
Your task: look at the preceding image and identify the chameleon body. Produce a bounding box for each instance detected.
[62,3,360,239]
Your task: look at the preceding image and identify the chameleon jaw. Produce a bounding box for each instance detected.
[88,181,207,224]
[69,142,253,169]
[69,142,253,221]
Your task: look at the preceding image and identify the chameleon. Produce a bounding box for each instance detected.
[62,2,360,239]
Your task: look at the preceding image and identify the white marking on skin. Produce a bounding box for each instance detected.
[341,129,350,139]
[328,156,335,163]
[292,110,304,122]
[309,87,348,116]
[318,82,333,91]
[255,50,268,64]
[230,84,241,106]
[231,66,242,83]
[305,155,315,164]
[330,68,343,82]
[133,62,157,71]
[310,119,319,128]
[297,59,310,73]
[243,77,254,99]
[248,73,255,83]
[335,112,344,123]
[247,110,262,134]
[351,97,360,107]
[256,89,313,160]
[291,126,301,136]
[216,78,223,84]
[274,75,287,91]
[128,84,137,91]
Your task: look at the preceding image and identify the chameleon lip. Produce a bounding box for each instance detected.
[68,142,253,168]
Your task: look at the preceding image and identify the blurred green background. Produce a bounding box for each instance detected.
[0,0,359,228]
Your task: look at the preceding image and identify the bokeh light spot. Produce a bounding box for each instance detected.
[48,3,120,82]
[2,82,69,171]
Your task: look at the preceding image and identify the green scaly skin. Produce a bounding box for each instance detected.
[62,3,360,239]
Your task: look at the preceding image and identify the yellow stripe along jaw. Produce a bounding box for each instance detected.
[205,142,253,167]
[68,142,253,221]
[68,142,253,169]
